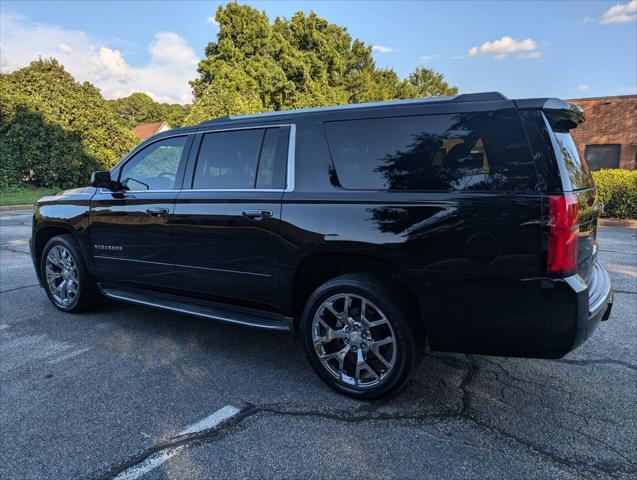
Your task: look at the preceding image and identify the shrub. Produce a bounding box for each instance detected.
[591,169,637,219]
[0,59,137,189]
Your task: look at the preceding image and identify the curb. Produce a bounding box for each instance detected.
[0,204,33,212]
[598,218,637,228]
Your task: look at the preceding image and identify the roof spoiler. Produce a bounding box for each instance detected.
[514,98,584,131]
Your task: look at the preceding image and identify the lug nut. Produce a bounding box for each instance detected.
[344,338,349,344]
[361,343,368,349]
[352,346,357,352]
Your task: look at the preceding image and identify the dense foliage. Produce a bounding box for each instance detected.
[0,59,137,189]
[108,93,189,128]
[592,169,637,219]
[1,5,459,190]
[186,3,457,124]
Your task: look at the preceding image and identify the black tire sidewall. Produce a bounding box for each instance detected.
[40,235,95,312]
[301,275,417,400]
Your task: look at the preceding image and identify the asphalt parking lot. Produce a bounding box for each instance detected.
[1,209,635,480]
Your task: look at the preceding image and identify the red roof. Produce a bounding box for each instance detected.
[132,121,168,141]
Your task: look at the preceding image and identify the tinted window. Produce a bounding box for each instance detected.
[553,132,594,189]
[194,129,264,189]
[120,136,187,191]
[585,144,620,171]
[256,128,289,189]
[324,110,537,191]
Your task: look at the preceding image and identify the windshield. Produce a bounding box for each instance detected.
[553,131,594,190]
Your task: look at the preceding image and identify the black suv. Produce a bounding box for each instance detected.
[31,92,613,399]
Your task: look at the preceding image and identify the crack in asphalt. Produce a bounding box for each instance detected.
[92,354,637,480]
[553,358,637,372]
[0,246,31,256]
[0,284,39,294]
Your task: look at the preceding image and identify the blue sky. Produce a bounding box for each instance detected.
[1,1,635,104]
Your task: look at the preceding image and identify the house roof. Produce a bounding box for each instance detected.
[132,121,169,141]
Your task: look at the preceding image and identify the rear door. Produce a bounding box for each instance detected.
[172,125,291,310]
[89,135,192,290]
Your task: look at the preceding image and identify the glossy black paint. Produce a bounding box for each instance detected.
[172,190,284,310]
[31,93,612,359]
[89,189,179,289]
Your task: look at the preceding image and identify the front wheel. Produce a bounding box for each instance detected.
[301,273,421,400]
[40,234,99,312]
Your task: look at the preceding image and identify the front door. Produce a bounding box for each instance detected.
[172,126,291,311]
[89,135,192,290]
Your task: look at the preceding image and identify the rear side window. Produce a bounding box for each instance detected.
[257,128,289,189]
[553,131,594,190]
[324,110,537,191]
[192,127,288,189]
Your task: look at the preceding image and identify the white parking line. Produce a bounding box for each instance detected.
[113,405,240,480]
[47,347,91,364]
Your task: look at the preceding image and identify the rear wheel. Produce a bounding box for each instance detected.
[41,235,99,312]
[301,273,421,399]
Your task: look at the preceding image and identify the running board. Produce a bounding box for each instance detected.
[99,286,293,332]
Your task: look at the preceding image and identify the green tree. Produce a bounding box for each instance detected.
[0,59,137,189]
[185,64,267,124]
[407,67,458,97]
[108,92,190,128]
[187,4,458,125]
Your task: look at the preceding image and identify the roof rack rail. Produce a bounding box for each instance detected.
[198,91,509,125]
[453,92,508,102]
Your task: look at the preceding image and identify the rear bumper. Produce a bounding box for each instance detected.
[569,261,613,351]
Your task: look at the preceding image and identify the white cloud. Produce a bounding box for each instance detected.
[600,0,637,24]
[372,45,394,53]
[449,55,464,60]
[467,36,539,60]
[419,53,440,62]
[89,47,131,82]
[149,32,198,66]
[0,12,198,104]
[583,16,596,24]
[207,16,219,26]
[577,84,590,92]
[59,43,72,54]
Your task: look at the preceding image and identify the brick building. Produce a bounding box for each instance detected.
[567,95,636,170]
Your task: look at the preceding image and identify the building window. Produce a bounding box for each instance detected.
[585,144,621,170]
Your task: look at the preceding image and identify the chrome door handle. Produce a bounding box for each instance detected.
[146,207,169,217]
[242,210,272,220]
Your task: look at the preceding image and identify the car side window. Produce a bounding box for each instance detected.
[192,127,289,189]
[256,128,289,189]
[119,136,188,191]
[324,111,537,192]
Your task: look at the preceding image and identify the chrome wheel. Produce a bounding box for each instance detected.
[45,245,79,308]
[312,293,397,388]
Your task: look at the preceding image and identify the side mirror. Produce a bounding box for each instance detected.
[90,171,112,189]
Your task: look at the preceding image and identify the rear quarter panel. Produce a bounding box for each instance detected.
[278,189,572,356]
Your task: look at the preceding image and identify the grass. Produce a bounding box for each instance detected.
[0,187,61,206]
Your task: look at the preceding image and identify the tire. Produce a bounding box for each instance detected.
[301,273,422,400]
[40,234,100,312]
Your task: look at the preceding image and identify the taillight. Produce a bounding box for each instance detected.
[546,194,579,276]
